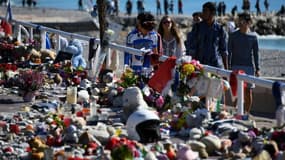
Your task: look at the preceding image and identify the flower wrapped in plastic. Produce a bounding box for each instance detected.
[118,67,138,88]
[177,56,204,81]
[175,56,204,97]
[17,69,45,92]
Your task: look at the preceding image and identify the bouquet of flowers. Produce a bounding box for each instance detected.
[176,56,204,99]
[177,56,204,80]
[117,67,138,88]
[16,69,45,92]
[0,63,18,74]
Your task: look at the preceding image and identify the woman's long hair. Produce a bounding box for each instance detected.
[157,15,182,45]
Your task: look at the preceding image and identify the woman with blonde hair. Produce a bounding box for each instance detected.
[158,15,185,58]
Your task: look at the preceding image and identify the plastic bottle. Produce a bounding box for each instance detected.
[90,101,98,117]
[89,96,98,118]
[66,86,77,104]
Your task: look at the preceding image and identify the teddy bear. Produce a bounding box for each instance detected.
[122,86,149,122]
[40,48,56,62]
[29,48,42,64]
[28,136,48,160]
[65,39,87,69]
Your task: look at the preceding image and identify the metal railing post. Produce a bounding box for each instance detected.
[41,30,47,49]
[56,34,60,52]
[29,27,33,41]
[16,24,22,43]
[237,78,244,115]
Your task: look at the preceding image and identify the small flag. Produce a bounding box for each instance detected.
[5,0,13,21]
[46,33,51,49]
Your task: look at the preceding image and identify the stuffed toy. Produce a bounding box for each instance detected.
[87,122,111,145]
[200,135,222,156]
[122,86,149,121]
[65,39,87,69]
[63,124,79,144]
[227,130,255,159]
[176,145,199,160]
[40,49,56,62]
[187,140,209,158]
[29,49,42,64]
[28,136,48,160]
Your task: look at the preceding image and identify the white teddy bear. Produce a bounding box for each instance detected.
[122,86,149,122]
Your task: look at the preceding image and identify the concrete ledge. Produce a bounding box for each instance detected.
[35,21,98,33]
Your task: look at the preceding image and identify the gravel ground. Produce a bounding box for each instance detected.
[259,49,285,78]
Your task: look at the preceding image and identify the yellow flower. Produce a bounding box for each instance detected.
[182,63,195,76]
[123,68,134,78]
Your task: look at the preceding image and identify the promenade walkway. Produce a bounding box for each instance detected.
[0,6,93,23]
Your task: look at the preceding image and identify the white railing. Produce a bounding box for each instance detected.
[1,17,285,115]
[203,65,285,115]
[1,17,145,58]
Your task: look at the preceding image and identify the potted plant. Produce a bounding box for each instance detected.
[16,69,45,102]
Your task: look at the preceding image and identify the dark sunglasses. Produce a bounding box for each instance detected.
[163,20,172,24]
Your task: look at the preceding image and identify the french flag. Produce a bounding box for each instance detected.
[5,0,13,21]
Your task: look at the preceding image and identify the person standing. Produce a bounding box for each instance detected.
[231,5,237,16]
[78,0,83,10]
[109,0,115,15]
[126,0,132,16]
[186,2,228,69]
[264,0,269,12]
[178,0,183,14]
[137,0,145,14]
[255,0,261,16]
[27,0,32,7]
[221,1,226,16]
[114,0,119,16]
[228,12,260,115]
[32,0,37,7]
[242,0,250,12]
[185,12,202,54]
[157,0,162,16]
[217,2,222,16]
[158,16,185,58]
[22,0,26,7]
[164,0,169,15]
[124,12,159,74]
[277,5,285,16]
[169,0,174,14]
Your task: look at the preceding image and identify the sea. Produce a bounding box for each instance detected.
[10,0,285,15]
[9,0,285,51]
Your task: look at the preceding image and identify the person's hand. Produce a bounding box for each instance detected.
[255,70,260,77]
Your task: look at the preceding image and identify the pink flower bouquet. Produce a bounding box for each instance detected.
[17,69,45,92]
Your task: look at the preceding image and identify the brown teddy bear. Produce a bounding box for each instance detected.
[29,49,42,64]
[28,136,48,160]
[40,49,56,62]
